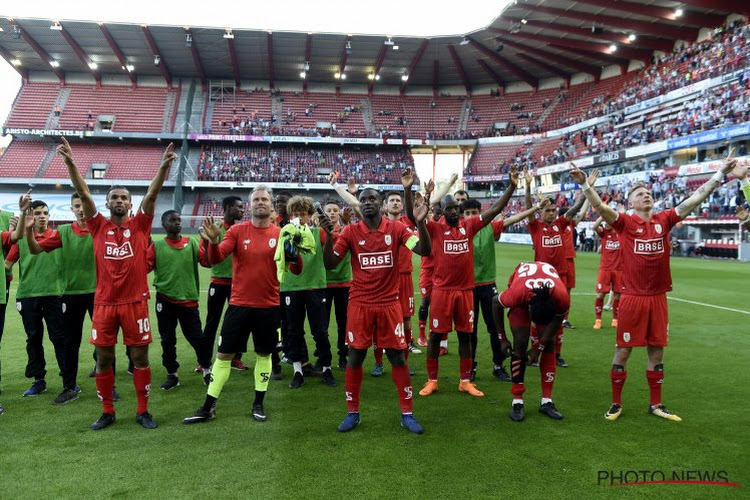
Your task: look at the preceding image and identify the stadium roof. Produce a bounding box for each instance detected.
[0,1,745,91]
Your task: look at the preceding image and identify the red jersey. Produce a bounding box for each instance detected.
[86,211,152,306]
[499,261,570,315]
[333,217,417,306]
[6,228,57,263]
[209,221,294,308]
[611,209,680,296]
[597,227,621,271]
[562,219,577,258]
[38,223,89,250]
[427,215,484,291]
[528,215,569,275]
[396,215,416,274]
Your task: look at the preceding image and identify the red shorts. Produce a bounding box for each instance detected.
[91,301,152,347]
[596,269,622,294]
[430,289,473,333]
[346,302,406,350]
[398,273,415,317]
[558,272,568,289]
[419,267,433,299]
[566,258,576,289]
[616,294,668,347]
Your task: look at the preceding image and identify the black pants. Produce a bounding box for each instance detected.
[203,282,231,353]
[61,293,94,390]
[325,286,349,363]
[155,294,212,373]
[18,296,66,380]
[473,283,507,367]
[285,289,332,367]
[218,306,280,355]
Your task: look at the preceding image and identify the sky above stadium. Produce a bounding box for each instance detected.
[0,0,510,148]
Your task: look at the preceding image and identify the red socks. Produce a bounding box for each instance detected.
[374,348,384,365]
[426,358,439,380]
[345,366,363,413]
[459,357,473,381]
[133,367,151,415]
[610,369,627,405]
[613,299,620,320]
[595,297,604,319]
[391,365,413,413]
[96,367,115,415]
[540,351,556,398]
[404,322,413,345]
[418,321,426,340]
[511,382,526,399]
[647,370,663,406]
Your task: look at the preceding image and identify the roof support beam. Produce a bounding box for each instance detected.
[18,24,65,84]
[98,23,137,87]
[476,59,504,89]
[519,4,698,41]
[548,43,629,74]
[59,24,100,85]
[493,35,601,80]
[302,33,312,93]
[184,28,207,91]
[448,45,471,95]
[571,0,726,27]
[467,37,538,89]
[267,32,275,90]
[679,0,750,17]
[508,31,651,63]
[367,45,388,94]
[227,37,241,90]
[496,19,673,53]
[516,53,571,86]
[141,25,172,89]
[335,35,352,96]
[432,60,439,98]
[0,45,28,80]
[400,39,428,95]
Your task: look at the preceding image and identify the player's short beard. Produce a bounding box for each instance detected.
[111,205,128,217]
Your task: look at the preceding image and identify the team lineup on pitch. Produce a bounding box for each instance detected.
[1,138,746,433]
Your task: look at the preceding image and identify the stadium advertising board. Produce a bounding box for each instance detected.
[187,133,425,146]
[593,150,625,165]
[667,123,750,150]
[0,193,144,221]
[3,127,84,138]
[677,155,750,176]
[463,174,509,182]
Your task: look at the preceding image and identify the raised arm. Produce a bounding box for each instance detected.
[564,191,590,222]
[409,197,432,257]
[480,167,519,227]
[569,163,618,225]
[401,168,417,222]
[329,172,360,208]
[57,138,96,219]
[503,196,551,228]
[317,211,343,269]
[142,143,177,216]
[592,216,605,234]
[523,167,535,223]
[429,172,458,207]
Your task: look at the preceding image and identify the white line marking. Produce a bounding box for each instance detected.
[572,292,750,316]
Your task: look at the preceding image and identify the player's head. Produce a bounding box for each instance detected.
[275,192,291,218]
[358,188,382,219]
[542,197,556,223]
[440,195,460,226]
[160,210,181,235]
[106,185,131,217]
[454,190,469,204]
[269,206,278,225]
[70,192,85,222]
[287,195,314,224]
[222,195,244,222]
[325,200,341,226]
[462,199,482,217]
[627,183,653,211]
[30,200,49,230]
[528,284,556,325]
[385,191,403,217]
[250,186,273,220]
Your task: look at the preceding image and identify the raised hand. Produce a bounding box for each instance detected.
[24,209,35,230]
[736,205,749,222]
[18,189,32,212]
[448,172,459,186]
[569,162,587,185]
[318,211,334,234]
[423,179,435,197]
[347,178,358,195]
[509,165,519,186]
[8,216,19,232]
[341,206,353,225]
[161,143,178,169]
[720,147,737,175]
[537,193,552,210]
[588,168,600,186]
[523,166,533,186]
[730,158,748,180]
[57,137,75,166]
[401,168,414,189]
[414,199,428,222]
[328,171,339,185]
[201,216,221,243]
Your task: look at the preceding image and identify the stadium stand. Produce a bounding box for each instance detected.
[43,142,165,179]
[3,82,60,129]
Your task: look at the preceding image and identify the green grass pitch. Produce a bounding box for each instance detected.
[0,242,747,498]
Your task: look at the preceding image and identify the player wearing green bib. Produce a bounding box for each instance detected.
[147,210,213,390]
[283,196,336,389]
[28,193,98,405]
[8,197,66,398]
[737,170,750,228]
[323,200,352,372]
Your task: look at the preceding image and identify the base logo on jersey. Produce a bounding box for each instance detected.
[359,251,393,269]
[444,239,469,254]
[605,240,620,250]
[104,241,134,260]
[634,238,664,255]
[542,235,562,247]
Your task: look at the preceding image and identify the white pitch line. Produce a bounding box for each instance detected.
[572,292,750,316]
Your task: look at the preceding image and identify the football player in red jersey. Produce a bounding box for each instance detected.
[571,150,747,422]
[592,215,622,330]
[492,261,569,421]
[322,170,431,434]
[57,137,176,430]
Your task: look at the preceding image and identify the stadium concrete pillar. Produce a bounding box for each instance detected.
[174,79,196,214]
